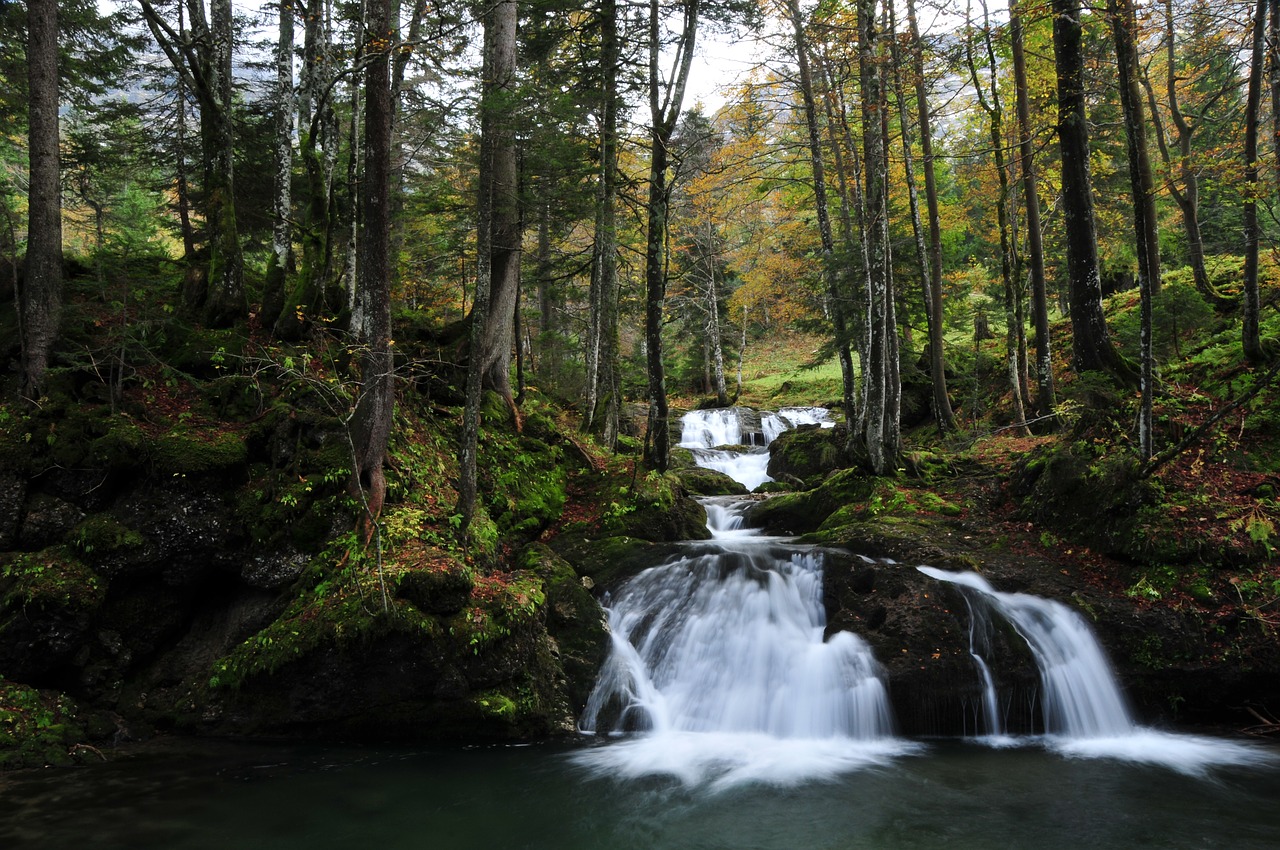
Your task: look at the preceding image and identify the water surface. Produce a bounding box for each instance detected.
[2,736,1278,849]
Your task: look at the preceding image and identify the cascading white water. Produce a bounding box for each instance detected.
[918,567,1132,738]
[679,407,831,492]
[918,566,1277,775]
[575,406,913,788]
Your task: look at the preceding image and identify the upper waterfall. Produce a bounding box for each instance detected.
[678,407,832,491]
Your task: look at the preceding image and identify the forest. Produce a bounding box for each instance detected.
[1,0,1280,773]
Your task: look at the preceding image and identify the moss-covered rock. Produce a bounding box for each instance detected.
[396,547,474,615]
[520,543,609,711]
[0,549,105,681]
[674,466,749,497]
[747,467,876,535]
[0,679,98,770]
[766,423,850,486]
[550,534,685,590]
[151,428,249,477]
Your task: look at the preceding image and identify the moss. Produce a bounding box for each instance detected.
[70,515,145,558]
[750,468,876,535]
[88,420,149,470]
[152,428,249,476]
[0,680,91,770]
[0,548,104,616]
[472,690,517,719]
[766,424,849,485]
[675,466,749,496]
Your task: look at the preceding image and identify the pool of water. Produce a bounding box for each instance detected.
[2,735,1278,849]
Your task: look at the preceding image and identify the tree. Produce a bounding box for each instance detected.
[140,0,247,327]
[784,0,857,435]
[262,0,296,327]
[1052,0,1134,381]
[1009,0,1056,418]
[965,0,1029,434]
[460,0,521,531]
[21,0,62,399]
[857,0,900,474]
[1109,0,1161,457]
[351,0,395,531]
[642,0,701,473]
[1243,0,1267,363]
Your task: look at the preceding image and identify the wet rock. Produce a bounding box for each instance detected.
[17,494,85,550]
[0,471,25,549]
[241,550,311,590]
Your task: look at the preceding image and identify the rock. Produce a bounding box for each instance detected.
[747,468,875,535]
[0,471,26,550]
[674,466,749,497]
[241,550,311,590]
[17,494,84,550]
[766,423,850,485]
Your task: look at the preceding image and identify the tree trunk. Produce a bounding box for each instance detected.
[477,0,521,415]
[705,218,728,406]
[202,0,246,327]
[786,0,857,439]
[1009,0,1056,418]
[967,0,1028,434]
[642,0,700,473]
[858,0,899,474]
[1109,0,1161,456]
[352,0,395,531]
[262,0,295,326]
[1244,0,1267,363]
[22,0,62,399]
[584,0,622,448]
[1052,0,1134,381]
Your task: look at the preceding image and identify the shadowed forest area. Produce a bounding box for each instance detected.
[1,0,1280,769]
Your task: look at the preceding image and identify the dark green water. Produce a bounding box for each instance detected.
[3,736,1279,849]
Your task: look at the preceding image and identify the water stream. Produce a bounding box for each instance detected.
[578,408,914,788]
[3,406,1277,846]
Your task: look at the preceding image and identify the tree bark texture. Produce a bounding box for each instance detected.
[353,0,395,522]
[1052,0,1132,380]
[1009,0,1056,417]
[22,0,62,399]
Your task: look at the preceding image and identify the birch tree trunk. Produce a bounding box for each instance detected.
[262,0,295,326]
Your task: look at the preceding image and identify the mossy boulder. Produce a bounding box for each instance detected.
[674,466,749,497]
[520,543,609,711]
[151,428,249,477]
[396,548,474,615]
[0,679,100,770]
[747,468,875,535]
[766,423,850,486]
[0,549,105,681]
[550,534,685,591]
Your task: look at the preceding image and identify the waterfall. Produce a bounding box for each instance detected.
[919,567,1277,775]
[679,407,832,492]
[918,567,1133,738]
[575,406,914,788]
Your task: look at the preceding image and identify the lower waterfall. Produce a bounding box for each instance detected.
[919,567,1277,775]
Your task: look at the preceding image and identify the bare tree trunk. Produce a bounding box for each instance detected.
[22,0,62,399]
[353,0,395,531]
[890,0,950,433]
[642,0,700,473]
[584,0,622,448]
[967,0,1029,434]
[1053,0,1135,381]
[1109,0,1161,456]
[705,218,728,406]
[1010,0,1056,418]
[262,0,295,325]
[858,0,898,474]
[477,0,522,415]
[1244,0,1267,363]
[786,0,857,440]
